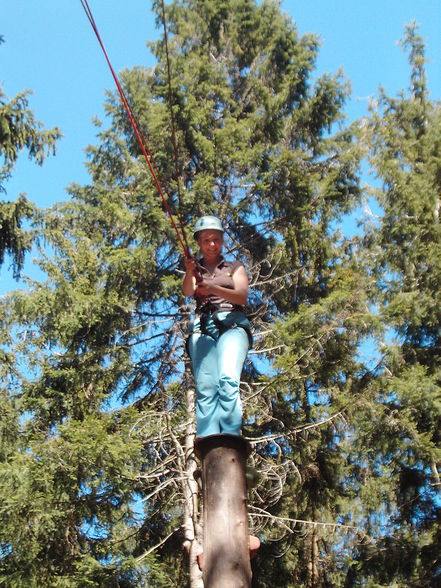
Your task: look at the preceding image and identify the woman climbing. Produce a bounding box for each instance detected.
[183,216,252,438]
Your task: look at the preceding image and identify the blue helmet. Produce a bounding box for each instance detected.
[193,215,224,238]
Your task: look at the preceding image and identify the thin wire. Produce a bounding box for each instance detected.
[159,0,190,254]
[80,0,190,258]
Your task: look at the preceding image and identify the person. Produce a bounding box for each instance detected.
[183,215,252,438]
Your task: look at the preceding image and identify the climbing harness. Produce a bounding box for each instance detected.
[79,0,190,258]
[192,308,253,347]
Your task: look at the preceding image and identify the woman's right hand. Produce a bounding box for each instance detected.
[182,256,199,297]
[184,257,197,276]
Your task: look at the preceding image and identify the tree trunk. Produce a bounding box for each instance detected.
[306,518,320,588]
[196,434,252,588]
[184,364,204,588]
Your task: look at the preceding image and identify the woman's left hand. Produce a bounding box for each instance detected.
[196,278,213,297]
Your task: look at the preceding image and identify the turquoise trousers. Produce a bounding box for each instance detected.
[188,313,249,437]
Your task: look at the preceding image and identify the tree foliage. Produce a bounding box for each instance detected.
[350,23,441,587]
[0,82,60,276]
[1,4,440,588]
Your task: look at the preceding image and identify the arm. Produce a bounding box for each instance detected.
[182,257,197,297]
[197,265,248,306]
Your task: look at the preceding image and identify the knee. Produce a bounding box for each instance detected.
[218,374,240,394]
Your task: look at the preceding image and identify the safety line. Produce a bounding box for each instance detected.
[80,0,190,258]
[159,0,190,255]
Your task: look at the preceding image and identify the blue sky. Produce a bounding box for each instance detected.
[1,0,441,290]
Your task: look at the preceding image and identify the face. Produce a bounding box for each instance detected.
[197,229,223,262]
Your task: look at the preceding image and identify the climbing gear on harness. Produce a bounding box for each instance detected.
[188,310,253,348]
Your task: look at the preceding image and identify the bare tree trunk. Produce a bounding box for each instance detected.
[306,516,320,588]
[311,526,319,588]
[183,363,204,588]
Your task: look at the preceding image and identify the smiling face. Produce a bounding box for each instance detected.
[197,229,223,264]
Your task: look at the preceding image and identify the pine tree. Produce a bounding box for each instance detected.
[0,39,60,276]
[1,2,371,586]
[350,23,441,587]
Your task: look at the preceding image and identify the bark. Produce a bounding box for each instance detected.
[184,363,204,588]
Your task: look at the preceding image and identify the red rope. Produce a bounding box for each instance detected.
[80,0,190,258]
